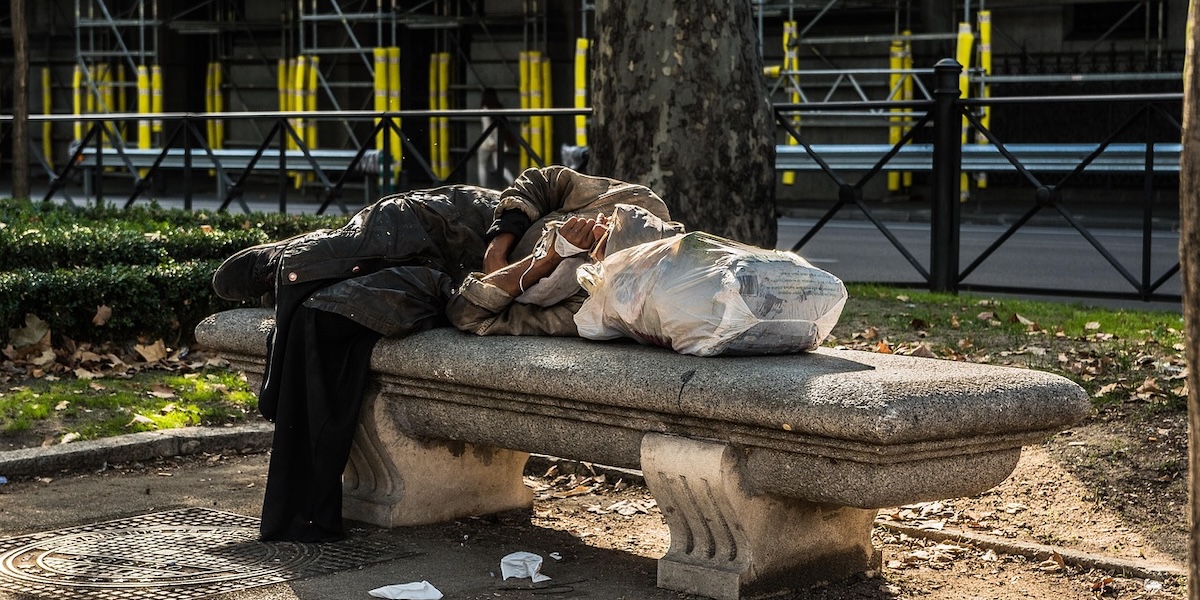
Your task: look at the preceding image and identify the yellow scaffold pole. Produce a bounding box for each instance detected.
[541,54,553,164]
[151,65,163,135]
[97,64,111,148]
[888,39,904,193]
[519,50,530,170]
[41,67,53,171]
[72,65,83,142]
[782,20,800,186]
[387,47,402,183]
[373,47,389,183]
[205,62,215,148]
[573,38,588,147]
[278,58,289,115]
[136,65,150,176]
[976,10,992,190]
[902,33,914,188]
[214,61,225,150]
[438,52,451,180]
[955,22,974,202]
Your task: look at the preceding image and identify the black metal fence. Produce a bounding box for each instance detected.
[776,59,1182,303]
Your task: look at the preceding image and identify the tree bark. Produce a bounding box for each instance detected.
[590,0,777,248]
[1180,1,1200,598]
[10,0,29,202]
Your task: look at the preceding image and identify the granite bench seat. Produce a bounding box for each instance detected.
[196,307,1089,600]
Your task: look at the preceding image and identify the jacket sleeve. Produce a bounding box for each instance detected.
[492,165,584,223]
[446,272,584,336]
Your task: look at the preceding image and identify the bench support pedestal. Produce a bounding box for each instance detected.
[341,392,533,527]
[642,433,880,600]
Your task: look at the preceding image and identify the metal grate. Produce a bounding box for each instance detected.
[0,507,409,599]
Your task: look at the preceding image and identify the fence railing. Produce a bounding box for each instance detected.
[775,58,1182,303]
[10,107,584,214]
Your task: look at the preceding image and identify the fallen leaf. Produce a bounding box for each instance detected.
[127,414,157,428]
[551,485,596,499]
[135,340,169,362]
[1085,321,1101,330]
[148,384,176,399]
[74,368,102,380]
[60,432,81,444]
[875,341,893,354]
[92,305,112,326]
[29,349,57,367]
[8,314,50,349]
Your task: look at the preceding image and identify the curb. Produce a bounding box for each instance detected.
[877,521,1185,582]
[0,423,274,478]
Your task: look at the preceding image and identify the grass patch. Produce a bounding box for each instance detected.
[833,284,1186,417]
[1,368,257,447]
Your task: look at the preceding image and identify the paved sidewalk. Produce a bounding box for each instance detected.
[0,427,685,600]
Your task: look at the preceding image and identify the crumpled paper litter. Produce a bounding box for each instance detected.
[500,551,551,583]
[367,580,443,599]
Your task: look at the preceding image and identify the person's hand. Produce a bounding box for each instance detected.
[483,232,517,274]
[555,216,598,256]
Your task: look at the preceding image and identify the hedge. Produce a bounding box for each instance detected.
[0,261,239,345]
[0,199,348,346]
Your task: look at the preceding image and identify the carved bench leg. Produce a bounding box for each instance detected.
[342,392,533,527]
[641,433,880,600]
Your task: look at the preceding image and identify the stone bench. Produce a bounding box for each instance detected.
[196,307,1089,600]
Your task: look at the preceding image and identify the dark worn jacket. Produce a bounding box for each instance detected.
[258,185,500,422]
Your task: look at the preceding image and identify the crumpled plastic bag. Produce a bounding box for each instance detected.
[367,581,443,599]
[500,551,551,583]
[575,231,847,356]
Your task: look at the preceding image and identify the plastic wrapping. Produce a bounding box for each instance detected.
[574,231,847,356]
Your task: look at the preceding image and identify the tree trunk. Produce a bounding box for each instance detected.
[1180,0,1200,598]
[10,0,29,202]
[590,0,778,248]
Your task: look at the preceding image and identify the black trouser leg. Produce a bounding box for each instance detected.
[258,306,382,542]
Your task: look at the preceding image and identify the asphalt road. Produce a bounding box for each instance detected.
[778,217,1183,309]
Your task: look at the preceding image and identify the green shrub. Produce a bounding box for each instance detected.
[0,260,239,345]
[0,199,347,346]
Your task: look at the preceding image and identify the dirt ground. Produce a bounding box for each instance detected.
[524,409,1188,600]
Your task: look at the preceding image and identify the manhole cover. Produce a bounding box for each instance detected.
[0,507,408,599]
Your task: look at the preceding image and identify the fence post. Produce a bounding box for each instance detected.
[930,58,963,293]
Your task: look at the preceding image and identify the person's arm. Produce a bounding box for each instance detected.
[483,232,518,274]
[479,216,600,295]
[447,216,603,336]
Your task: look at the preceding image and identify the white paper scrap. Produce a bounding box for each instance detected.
[500,551,551,583]
[367,581,443,599]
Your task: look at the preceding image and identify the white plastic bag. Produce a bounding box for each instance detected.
[574,232,847,356]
